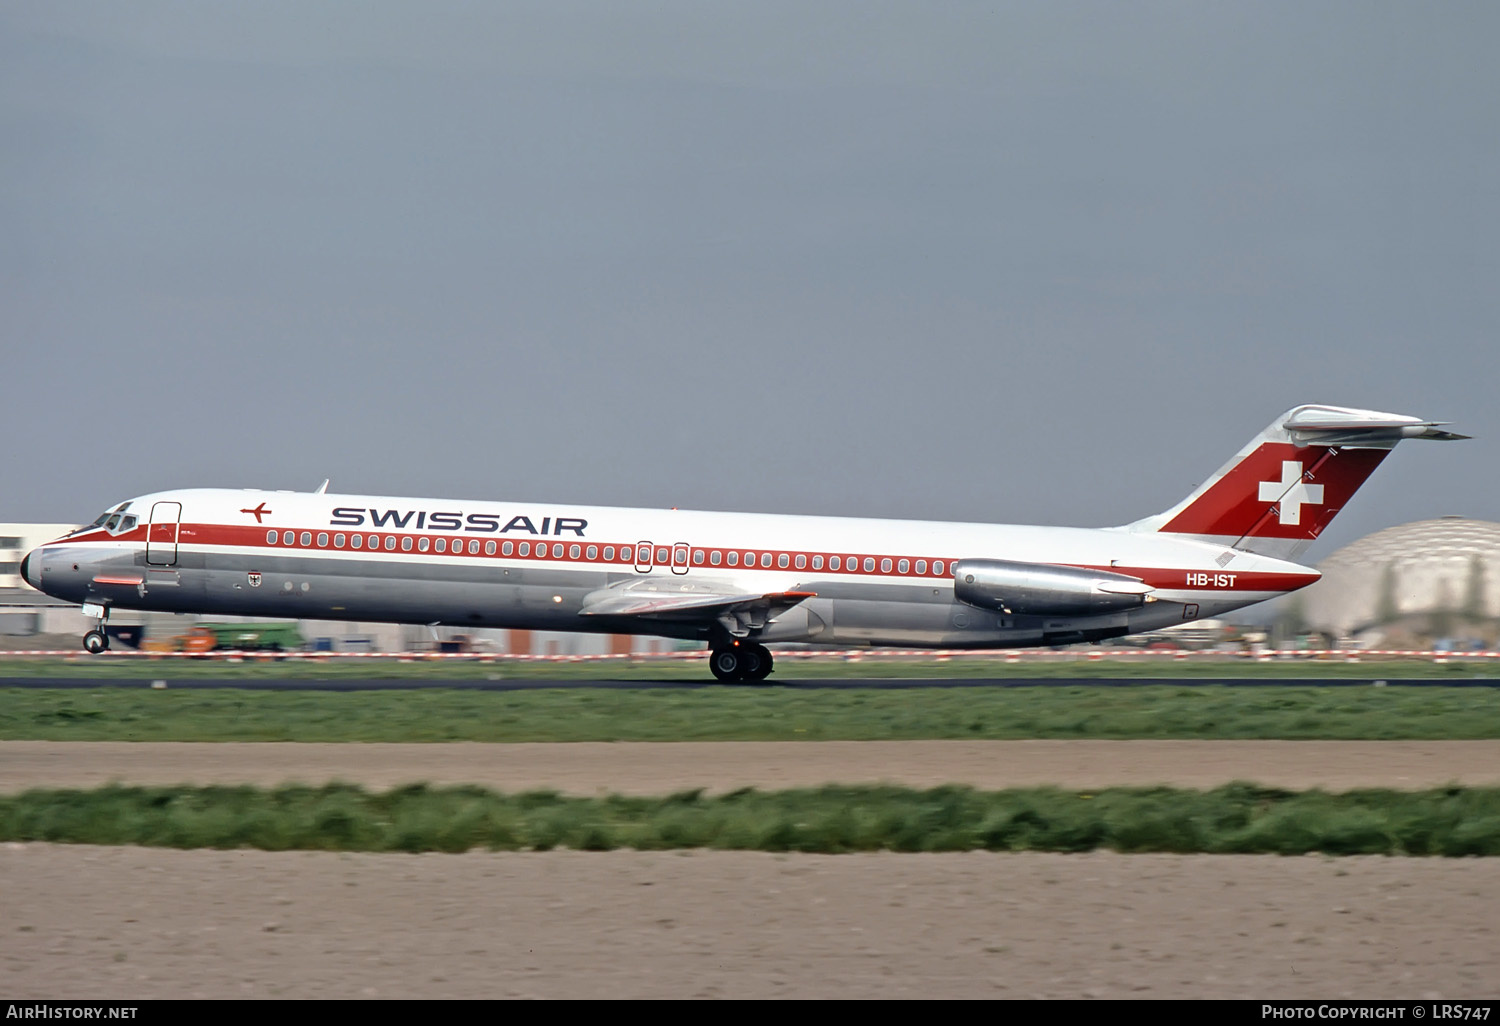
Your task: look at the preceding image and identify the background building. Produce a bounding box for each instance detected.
[1294,516,1500,648]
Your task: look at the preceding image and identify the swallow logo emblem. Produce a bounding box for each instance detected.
[241,502,273,524]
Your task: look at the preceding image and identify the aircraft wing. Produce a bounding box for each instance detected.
[578,582,816,635]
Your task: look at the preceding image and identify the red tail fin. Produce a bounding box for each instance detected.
[1160,442,1389,543]
[1127,405,1464,560]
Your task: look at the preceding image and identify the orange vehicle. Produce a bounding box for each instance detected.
[142,626,216,656]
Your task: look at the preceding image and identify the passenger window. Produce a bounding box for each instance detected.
[655,547,669,564]
[916,559,927,574]
[317,533,328,547]
[934,561,945,575]
[299,532,311,546]
[502,541,514,556]
[569,544,580,558]
[692,549,704,565]
[709,550,721,565]
[794,554,806,569]
[434,538,446,553]
[880,558,892,573]
[812,555,823,570]
[418,537,430,552]
[518,542,530,556]
[587,545,598,560]
[368,535,379,548]
[637,544,650,564]
[469,539,481,555]
[727,552,739,567]
[603,545,614,560]
[384,536,396,551]
[485,541,496,555]
[334,534,345,548]
[898,559,908,573]
[352,535,363,549]
[777,553,789,568]
[549,543,560,557]
[829,556,840,570]
[283,531,295,545]
[744,552,755,566]
[267,530,277,544]
[402,536,414,551]
[863,557,875,572]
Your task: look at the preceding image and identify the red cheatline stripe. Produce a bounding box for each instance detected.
[47,523,1319,592]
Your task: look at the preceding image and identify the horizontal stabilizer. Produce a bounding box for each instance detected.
[1282,407,1469,443]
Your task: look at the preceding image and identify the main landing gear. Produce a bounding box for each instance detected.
[709,642,774,683]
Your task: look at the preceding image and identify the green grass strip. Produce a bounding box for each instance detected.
[3,783,1497,856]
[3,685,1499,741]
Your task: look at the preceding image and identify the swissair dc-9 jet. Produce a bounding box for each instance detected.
[20,405,1464,681]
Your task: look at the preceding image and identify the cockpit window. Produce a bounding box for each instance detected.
[82,504,137,536]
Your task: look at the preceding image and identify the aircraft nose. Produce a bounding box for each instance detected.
[19,549,39,590]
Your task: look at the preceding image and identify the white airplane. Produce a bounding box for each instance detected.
[20,404,1464,680]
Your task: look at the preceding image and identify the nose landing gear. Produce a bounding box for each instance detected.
[80,602,110,654]
[708,642,774,683]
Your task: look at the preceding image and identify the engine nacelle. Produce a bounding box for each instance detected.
[953,559,1152,617]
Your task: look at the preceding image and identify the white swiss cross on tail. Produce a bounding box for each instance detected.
[1257,460,1324,526]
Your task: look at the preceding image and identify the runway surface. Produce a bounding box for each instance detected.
[3,675,1498,689]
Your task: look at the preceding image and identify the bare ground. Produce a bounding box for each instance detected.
[2,740,1498,999]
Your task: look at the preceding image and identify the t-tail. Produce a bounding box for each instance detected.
[1125,404,1467,561]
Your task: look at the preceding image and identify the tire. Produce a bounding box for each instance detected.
[737,646,763,680]
[82,630,108,655]
[709,648,743,682]
[747,644,774,681]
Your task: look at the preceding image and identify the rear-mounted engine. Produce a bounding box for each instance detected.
[953,559,1152,617]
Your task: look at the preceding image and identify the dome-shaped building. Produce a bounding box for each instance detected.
[1299,517,1500,643]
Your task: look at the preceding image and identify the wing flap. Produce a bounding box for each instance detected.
[579,588,816,620]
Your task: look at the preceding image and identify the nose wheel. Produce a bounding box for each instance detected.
[708,643,773,683]
[80,602,111,654]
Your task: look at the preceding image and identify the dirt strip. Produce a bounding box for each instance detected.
[2,739,1498,795]
[3,740,1497,999]
[2,845,1496,999]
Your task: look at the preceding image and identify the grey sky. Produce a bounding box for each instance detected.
[4,1,1497,563]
